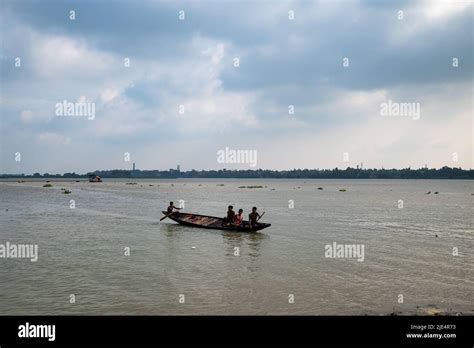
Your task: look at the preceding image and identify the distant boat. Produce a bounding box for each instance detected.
[89,175,102,182]
[161,211,271,232]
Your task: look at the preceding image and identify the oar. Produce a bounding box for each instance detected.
[160,211,174,221]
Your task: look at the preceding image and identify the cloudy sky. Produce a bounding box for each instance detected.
[0,0,472,174]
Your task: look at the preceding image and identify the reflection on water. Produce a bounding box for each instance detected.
[221,231,268,273]
[222,231,267,257]
[162,222,187,236]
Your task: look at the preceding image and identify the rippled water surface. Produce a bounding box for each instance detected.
[0,179,472,315]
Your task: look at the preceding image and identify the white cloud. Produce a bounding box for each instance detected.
[177,91,259,132]
[20,110,33,123]
[38,132,71,145]
[100,88,120,103]
[420,0,471,19]
[31,36,118,79]
[388,0,472,44]
[83,35,259,137]
[201,42,226,65]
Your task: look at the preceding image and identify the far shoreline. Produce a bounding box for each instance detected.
[1,177,473,181]
[1,166,473,180]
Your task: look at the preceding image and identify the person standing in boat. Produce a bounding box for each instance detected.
[167,201,181,215]
[248,206,261,229]
[223,205,235,226]
[233,209,244,227]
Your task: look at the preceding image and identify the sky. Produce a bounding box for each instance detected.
[0,0,472,174]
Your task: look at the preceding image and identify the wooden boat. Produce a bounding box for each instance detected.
[161,211,271,232]
[88,175,102,182]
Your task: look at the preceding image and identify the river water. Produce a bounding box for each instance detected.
[0,179,472,315]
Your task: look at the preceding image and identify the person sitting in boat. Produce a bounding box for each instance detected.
[248,207,261,229]
[233,209,244,226]
[223,205,235,226]
[167,201,181,215]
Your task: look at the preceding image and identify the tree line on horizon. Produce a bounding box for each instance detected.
[2,166,473,179]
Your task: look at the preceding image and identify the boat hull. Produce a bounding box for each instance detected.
[161,211,271,232]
